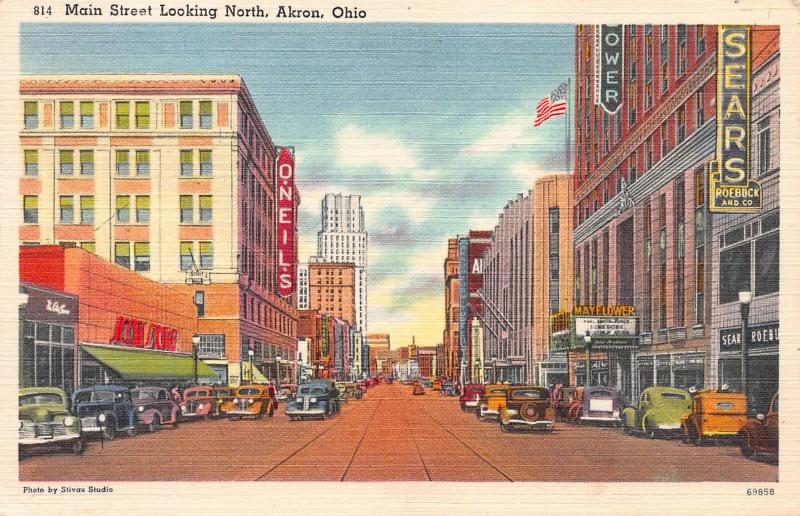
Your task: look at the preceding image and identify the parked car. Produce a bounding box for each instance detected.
[681,388,747,445]
[459,383,485,411]
[565,387,585,421]
[441,380,458,396]
[432,379,442,392]
[211,387,236,417]
[621,386,692,438]
[419,378,432,389]
[276,384,298,402]
[285,380,341,420]
[72,385,138,440]
[336,381,363,400]
[179,386,215,419]
[131,386,180,432]
[477,383,510,421]
[412,381,425,395]
[498,386,554,432]
[567,386,623,426]
[221,384,275,419]
[553,386,577,420]
[739,392,778,459]
[364,378,374,388]
[19,387,83,455]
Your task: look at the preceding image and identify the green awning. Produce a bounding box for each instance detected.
[82,344,217,382]
[241,361,268,384]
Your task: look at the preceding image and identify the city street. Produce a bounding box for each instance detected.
[20,383,777,482]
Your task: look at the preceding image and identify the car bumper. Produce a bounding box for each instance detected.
[463,400,479,408]
[285,408,325,416]
[180,412,206,418]
[580,415,621,422]
[657,424,681,431]
[506,418,554,429]
[19,434,80,446]
[225,410,260,417]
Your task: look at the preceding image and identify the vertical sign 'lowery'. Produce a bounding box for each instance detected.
[709,25,762,213]
[276,147,296,297]
[596,24,623,115]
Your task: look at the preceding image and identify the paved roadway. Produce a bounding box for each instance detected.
[19,382,777,482]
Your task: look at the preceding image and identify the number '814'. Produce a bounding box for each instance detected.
[33,6,52,15]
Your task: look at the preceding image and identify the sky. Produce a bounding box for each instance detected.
[21,23,575,347]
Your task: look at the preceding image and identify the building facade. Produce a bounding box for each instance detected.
[316,193,367,334]
[306,262,356,326]
[19,74,298,386]
[572,26,779,404]
[442,238,459,379]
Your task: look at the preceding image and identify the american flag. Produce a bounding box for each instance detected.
[533,82,568,127]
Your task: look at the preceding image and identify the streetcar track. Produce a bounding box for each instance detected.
[403,400,433,481]
[251,414,338,481]
[339,398,382,481]
[417,397,514,482]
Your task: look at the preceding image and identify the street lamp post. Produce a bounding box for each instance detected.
[584,331,592,388]
[248,349,254,384]
[738,291,752,412]
[191,335,201,385]
[276,357,283,389]
[491,356,497,384]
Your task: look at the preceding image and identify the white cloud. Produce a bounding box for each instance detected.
[460,113,537,157]
[336,125,420,172]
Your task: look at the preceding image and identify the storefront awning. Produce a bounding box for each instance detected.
[241,361,269,383]
[82,344,217,382]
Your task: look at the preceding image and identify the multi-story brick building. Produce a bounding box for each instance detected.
[442,239,459,379]
[306,261,356,327]
[572,26,779,403]
[19,74,298,385]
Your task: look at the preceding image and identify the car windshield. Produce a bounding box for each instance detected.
[133,390,158,401]
[299,386,325,395]
[489,389,507,395]
[19,393,63,406]
[512,389,548,399]
[213,389,232,397]
[74,390,116,403]
[187,391,209,398]
[239,388,262,396]
[659,392,688,401]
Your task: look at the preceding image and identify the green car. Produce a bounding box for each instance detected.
[19,387,84,455]
[621,386,692,438]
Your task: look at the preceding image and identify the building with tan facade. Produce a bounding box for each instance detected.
[306,261,356,327]
[19,74,298,385]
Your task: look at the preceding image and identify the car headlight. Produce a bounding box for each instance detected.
[233,398,239,403]
[181,406,187,413]
[310,397,317,403]
[248,399,254,404]
[198,403,204,410]
[64,416,75,426]
[98,413,106,423]
[138,405,144,412]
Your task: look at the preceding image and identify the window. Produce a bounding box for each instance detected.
[80,102,94,129]
[180,242,194,270]
[23,195,38,223]
[116,150,130,175]
[677,25,687,76]
[696,25,706,56]
[80,150,94,175]
[658,195,667,329]
[646,137,653,170]
[80,242,95,253]
[59,196,74,224]
[180,150,193,176]
[80,196,94,224]
[200,242,213,269]
[24,102,38,129]
[134,242,150,271]
[199,195,213,222]
[200,101,212,128]
[755,232,779,296]
[694,167,706,324]
[24,150,38,175]
[758,118,772,176]
[674,181,686,327]
[628,153,637,183]
[60,101,74,129]
[115,102,130,129]
[661,62,669,94]
[696,90,705,127]
[719,243,751,304]
[180,101,193,129]
[59,150,74,175]
[135,102,149,129]
[136,150,150,176]
[116,196,130,223]
[677,105,686,144]
[136,196,150,223]
[199,150,212,176]
[180,195,194,223]
[660,121,669,157]
[115,242,130,269]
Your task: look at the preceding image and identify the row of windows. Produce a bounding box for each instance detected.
[22,194,211,225]
[22,149,213,178]
[23,100,214,131]
[241,293,295,336]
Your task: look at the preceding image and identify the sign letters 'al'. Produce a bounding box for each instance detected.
[276,147,296,297]
[597,24,624,115]
[709,25,762,213]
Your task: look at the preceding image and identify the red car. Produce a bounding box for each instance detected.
[460,383,485,411]
[739,392,778,459]
[364,378,373,388]
[180,386,215,419]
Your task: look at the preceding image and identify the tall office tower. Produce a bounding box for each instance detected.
[316,194,367,334]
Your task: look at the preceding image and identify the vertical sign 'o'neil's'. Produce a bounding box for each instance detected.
[598,24,624,115]
[276,147,296,297]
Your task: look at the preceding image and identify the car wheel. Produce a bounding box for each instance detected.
[268,404,274,418]
[740,432,755,457]
[643,419,656,439]
[476,408,482,420]
[70,440,84,455]
[127,426,138,438]
[148,415,161,433]
[103,420,117,441]
[500,421,510,433]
